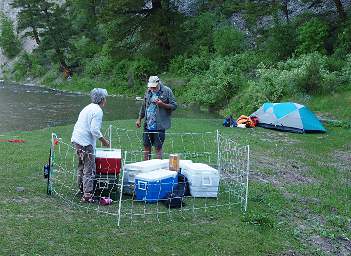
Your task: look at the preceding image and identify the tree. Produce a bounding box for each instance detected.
[12,0,74,72]
[297,18,328,54]
[99,0,185,66]
[0,13,21,58]
[11,0,44,45]
[333,0,347,21]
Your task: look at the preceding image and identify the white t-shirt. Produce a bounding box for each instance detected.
[71,103,104,148]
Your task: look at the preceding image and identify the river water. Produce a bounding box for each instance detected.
[0,82,219,133]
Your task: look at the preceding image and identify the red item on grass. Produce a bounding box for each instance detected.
[0,139,26,143]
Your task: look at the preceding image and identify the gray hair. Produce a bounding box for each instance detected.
[90,88,108,104]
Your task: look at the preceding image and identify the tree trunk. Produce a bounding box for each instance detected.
[56,48,71,78]
[32,27,40,45]
[282,0,289,23]
[152,0,162,9]
[333,0,347,21]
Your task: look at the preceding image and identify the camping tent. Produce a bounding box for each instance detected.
[251,102,326,133]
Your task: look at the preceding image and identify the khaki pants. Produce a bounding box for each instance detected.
[73,143,95,194]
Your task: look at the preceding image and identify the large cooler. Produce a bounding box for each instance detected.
[95,148,122,175]
[122,159,169,194]
[181,162,219,197]
[134,169,178,202]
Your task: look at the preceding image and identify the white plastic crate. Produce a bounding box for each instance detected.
[181,162,219,197]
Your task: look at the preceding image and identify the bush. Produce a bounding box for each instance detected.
[0,14,21,58]
[12,53,47,80]
[213,26,246,55]
[182,55,246,108]
[129,58,158,84]
[71,36,99,61]
[169,48,211,77]
[223,53,351,116]
[334,20,351,57]
[84,55,115,77]
[297,18,329,55]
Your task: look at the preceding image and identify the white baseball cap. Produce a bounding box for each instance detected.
[147,76,160,88]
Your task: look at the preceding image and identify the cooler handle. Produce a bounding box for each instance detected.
[202,176,212,186]
[138,181,147,190]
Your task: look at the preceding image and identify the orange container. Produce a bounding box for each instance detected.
[169,154,180,171]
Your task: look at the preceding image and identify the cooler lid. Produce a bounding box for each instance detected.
[96,148,121,158]
[135,169,177,181]
[182,162,218,174]
[124,159,169,171]
[179,160,193,168]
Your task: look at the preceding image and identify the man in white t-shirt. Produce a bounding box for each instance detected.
[71,88,110,203]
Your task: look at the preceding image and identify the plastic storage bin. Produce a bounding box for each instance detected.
[181,162,219,197]
[134,169,178,202]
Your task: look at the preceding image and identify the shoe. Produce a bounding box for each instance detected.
[99,197,113,205]
[81,194,96,203]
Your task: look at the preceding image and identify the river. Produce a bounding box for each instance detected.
[0,82,219,133]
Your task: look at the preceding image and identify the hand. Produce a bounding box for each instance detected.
[136,119,141,128]
[100,137,110,147]
[154,99,164,107]
[103,139,110,148]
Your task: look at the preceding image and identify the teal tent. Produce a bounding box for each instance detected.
[251,102,326,133]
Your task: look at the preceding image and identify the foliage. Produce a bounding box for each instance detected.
[83,55,115,77]
[182,55,250,108]
[263,23,297,61]
[296,18,329,55]
[223,53,351,115]
[169,48,211,77]
[179,12,218,55]
[12,0,74,68]
[334,20,351,57]
[12,52,47,80]
[4,0,351,117]
[213,26,246,55]
[0,13,21,58]
[128,58,159,86]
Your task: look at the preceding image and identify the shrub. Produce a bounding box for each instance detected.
[334,20,351,57]
[0,13,21,58]
[223,53,351,116]
[12,53,47,80]
[129,58,158,84]
[213,26,246,55]
[297,18,329,55]
[84,55,114,77]
[182,56,246,108]
[169,48,211,77]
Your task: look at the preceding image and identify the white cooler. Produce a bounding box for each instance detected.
[122,159,169,194]
[181,162,219,197]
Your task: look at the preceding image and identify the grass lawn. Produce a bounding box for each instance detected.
[0,118,350,255]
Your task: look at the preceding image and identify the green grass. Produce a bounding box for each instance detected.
[0,119,350,255]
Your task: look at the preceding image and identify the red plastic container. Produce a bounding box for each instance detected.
[95,148,122,175]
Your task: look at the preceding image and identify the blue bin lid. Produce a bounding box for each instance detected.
[135,169,177,181]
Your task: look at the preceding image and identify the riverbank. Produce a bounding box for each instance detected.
[1,118,350,255]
